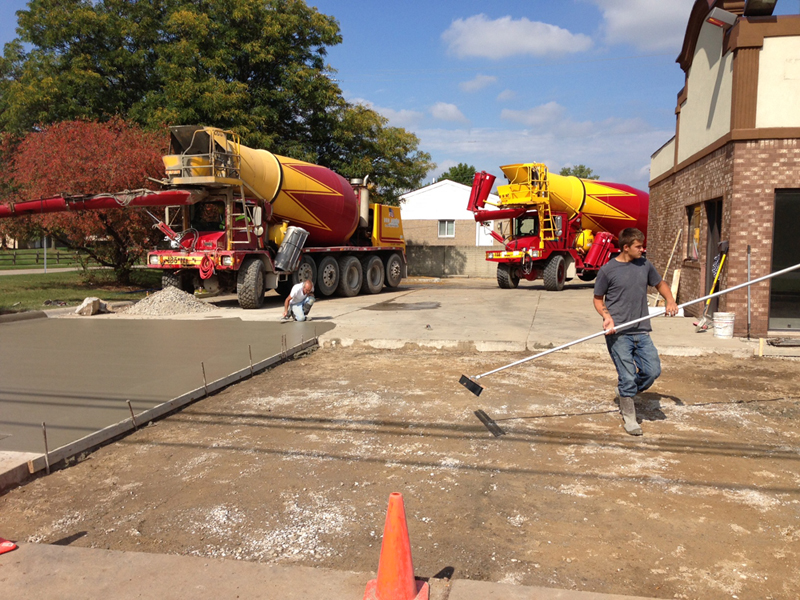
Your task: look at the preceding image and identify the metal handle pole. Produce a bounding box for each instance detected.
[474,261,800,380]
[747,245,752,340]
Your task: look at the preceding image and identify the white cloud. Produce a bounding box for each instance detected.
[588,0,695,52]
[501,101,566,127]
[459,74,497,93]
[442,14,593,60]
[416,111,670,189]
[496,89,517,102]
[430,102,469,123]
[350,97,424,129]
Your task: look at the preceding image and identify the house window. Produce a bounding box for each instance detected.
[438,220,455,238]
[687,204,701,260]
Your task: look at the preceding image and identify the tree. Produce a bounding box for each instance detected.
[0,119,167,283]
[0,0,433,198]
[322,103,433,206]
[439,163,476,186]
[559,164,600,180]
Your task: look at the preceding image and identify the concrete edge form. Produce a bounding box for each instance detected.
[22,337,319,477]
[0,310,47,324]
[0,452,40,493]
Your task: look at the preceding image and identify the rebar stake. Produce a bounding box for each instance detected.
[201,362,208,396]
[42,422,51,475]
[249,344,254,376]
[126,400,137,430]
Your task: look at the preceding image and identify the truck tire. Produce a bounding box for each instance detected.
[384,252,403,288]
[316,255,339,297]
[237,258,266,309]
[162,271,180,290]
[162,271,193,293]
[496,263,520,289]
[360,255,385,294]
[543,254,566,292]
[276,255,317,297]
[578,271,597,282]
[294,254,317,288]
[337,255,363,297]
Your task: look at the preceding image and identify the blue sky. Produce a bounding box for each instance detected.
[2,1,799,190]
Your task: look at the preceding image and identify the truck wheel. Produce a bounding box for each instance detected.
[316,255,339,297]
[237,258,266,308]
[360,255,385,294]
[162,271,180,290]
[162,271,193,293]
[496,263,520,289]
[337,256,363,297]
[294,254,317,287]
[276,255,317,297]
[578,271,597,282]
[384,253,403,288]
[543,254,566,292]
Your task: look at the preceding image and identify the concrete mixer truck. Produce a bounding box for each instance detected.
[467,163,649,291]
[0,125,407,308]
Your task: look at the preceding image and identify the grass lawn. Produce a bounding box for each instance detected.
[0,269,162,314]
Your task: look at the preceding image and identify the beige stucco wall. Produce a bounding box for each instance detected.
[677,23,733,164]
[756,35,800,129]
[650,137,675,180]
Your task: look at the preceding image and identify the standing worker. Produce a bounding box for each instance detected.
[283,279,315,322]
[593,228,679,436]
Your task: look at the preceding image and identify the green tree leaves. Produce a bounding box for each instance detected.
[559,164,600,180]
[439,163,476,186]
[0,0,433,200]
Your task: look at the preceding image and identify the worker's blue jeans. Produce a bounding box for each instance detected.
[290,296,315,321]
[605,332,661,399]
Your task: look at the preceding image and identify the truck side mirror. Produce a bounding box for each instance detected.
[253,206,264,236]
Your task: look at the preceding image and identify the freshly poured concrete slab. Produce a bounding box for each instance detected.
[0,318,333,454]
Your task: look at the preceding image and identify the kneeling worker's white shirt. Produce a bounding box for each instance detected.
[289,283,313,306]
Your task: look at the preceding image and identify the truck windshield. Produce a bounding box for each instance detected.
[514,215,538,238]
[191,201,226,231]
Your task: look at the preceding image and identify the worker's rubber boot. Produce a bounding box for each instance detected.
[619,396,642,436]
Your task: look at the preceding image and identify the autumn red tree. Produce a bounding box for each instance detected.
[0,119,167,283]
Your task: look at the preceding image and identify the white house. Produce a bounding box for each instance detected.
[399,180,501,247]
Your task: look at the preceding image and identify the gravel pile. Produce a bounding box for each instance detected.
[125,286,216,316]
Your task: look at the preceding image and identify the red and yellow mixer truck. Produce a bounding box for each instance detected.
[0,125,407,308]
[467,163,649,291]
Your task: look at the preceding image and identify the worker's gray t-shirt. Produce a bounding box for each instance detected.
[594,258,662,333]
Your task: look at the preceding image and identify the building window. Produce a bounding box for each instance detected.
[687,204,701,260]
[438,220,455,238]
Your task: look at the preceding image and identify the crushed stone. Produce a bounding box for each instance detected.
[124,286,215,316]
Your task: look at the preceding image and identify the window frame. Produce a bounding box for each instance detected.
[437,219,455,238]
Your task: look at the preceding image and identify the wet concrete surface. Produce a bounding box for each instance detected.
[363,301,441,311]
[0,318,334,454]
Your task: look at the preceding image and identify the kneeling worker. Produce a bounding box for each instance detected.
[593,228,678,436]
[283,279,315,321]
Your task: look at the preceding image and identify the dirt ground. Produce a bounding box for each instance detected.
[1,345,799,599]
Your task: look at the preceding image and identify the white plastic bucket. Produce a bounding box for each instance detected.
[713,312,735,339]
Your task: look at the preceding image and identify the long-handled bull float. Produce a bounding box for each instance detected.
[459,261,800,397]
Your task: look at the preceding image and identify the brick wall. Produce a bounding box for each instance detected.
[403,219,502,247]
[648,146,734,318]
[649,138,800,335]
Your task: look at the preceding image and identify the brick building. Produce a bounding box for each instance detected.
[399,180,504,277]
[648,0,800,336]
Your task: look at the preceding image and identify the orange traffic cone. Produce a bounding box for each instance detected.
[0,537,17,555]
[363,493,429,600]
